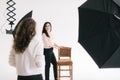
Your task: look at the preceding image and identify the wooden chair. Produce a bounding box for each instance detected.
[57,47,73,80]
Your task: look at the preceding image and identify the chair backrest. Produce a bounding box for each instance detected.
[58,47,71,59]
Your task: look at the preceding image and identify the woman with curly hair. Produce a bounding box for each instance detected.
[9,18,44,80]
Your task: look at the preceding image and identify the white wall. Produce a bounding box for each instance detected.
[0,0,120,80]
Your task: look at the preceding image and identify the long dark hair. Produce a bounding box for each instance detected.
[13,18,36,53]
[42,22,52,37]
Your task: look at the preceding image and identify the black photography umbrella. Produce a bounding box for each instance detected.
[13,10,33,37]
[78,0,120,68]
[113,0,120,7]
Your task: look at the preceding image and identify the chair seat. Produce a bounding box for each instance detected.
[57,59,72,65]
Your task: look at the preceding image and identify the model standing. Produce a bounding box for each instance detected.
[42,22,59,80]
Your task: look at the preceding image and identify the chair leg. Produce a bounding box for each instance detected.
[57,65,61,80]
[71,65,73,80]
[69,65,73,80]
[59,66,60,80]
[57,65,59,80]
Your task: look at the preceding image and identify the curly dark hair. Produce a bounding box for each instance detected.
[13,17,36,53]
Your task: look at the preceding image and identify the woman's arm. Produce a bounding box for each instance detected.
[53,43,60,49]
[9,49,16,67]
[34,40,44,68]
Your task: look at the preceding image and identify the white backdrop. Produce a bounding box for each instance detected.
[0,0,120,80]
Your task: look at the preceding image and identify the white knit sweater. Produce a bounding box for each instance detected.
[9,37,44,76]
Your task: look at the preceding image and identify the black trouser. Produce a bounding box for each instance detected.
[18,74,43,80]
[44,48,57,80]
